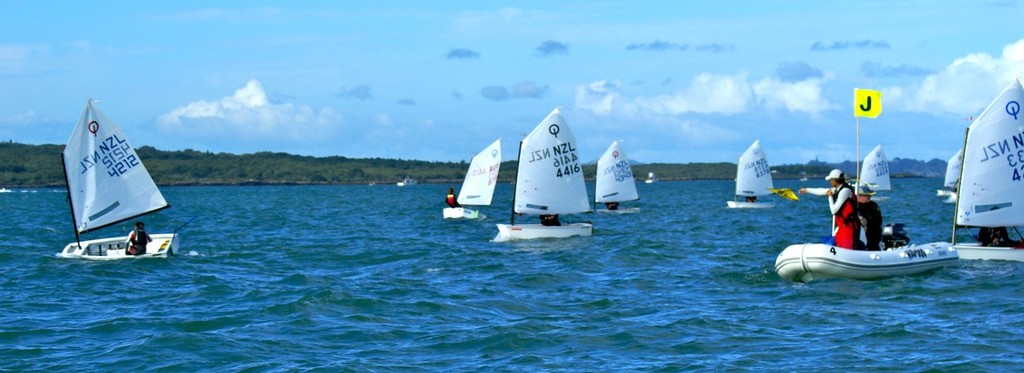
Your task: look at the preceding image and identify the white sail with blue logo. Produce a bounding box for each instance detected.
[948,79,1024,260]
[59,99,178,259]
[444,139,501,219]
[494,108,593,241]
[595,140,639,212]
[956,80,1024,229]
[727,140,775,208]
[858,144,891,192]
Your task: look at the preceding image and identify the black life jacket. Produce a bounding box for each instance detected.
[131,228,150,246]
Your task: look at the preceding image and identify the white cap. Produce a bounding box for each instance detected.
[825,169,844,181]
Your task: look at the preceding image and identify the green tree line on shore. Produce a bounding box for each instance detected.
[1,141,943,188]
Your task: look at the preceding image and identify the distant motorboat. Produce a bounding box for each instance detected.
[397,177,417,187]
[645,172,658,184]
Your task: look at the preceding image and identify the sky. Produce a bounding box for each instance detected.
[2,1,1024,165]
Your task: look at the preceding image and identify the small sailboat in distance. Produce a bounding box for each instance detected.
[59,99,179,259]
[858,144,891,200]
[444,139,501,219]
[494,108,593,242]
[937,149,962,203]
[595,140,639,213]
[727,140,795,208]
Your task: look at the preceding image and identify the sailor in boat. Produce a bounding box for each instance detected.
[745,196,757,203]
[857,186,883,251]
[126,221,152,256]
[977,227,1023,247]
[604,202,619,211]
[445,187,461,208]
[798,169,860,250]
[540,214,561,226]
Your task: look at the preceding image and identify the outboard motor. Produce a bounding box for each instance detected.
[882,223,910,249]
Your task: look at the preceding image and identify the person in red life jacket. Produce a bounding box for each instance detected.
[126,221,152,255]
[539,214,561,226]
[445,187,461,208]
[798,169,860,249]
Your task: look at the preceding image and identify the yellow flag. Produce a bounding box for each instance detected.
[769,188,799,201]
[854,88,882,118]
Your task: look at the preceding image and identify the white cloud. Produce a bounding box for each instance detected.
[158,79,341,140]
[893,39,1024,115]
[753,75,835,115]
[574,72,831,117]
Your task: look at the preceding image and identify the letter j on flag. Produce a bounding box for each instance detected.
[854,88,882,118]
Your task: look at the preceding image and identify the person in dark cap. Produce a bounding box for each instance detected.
[858,185,883,250]
[126,221,151,256]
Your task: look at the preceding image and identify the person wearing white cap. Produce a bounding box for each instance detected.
[798,169,860,249]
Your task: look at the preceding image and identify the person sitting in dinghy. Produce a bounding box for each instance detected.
[798,169,860,250]
[540,214,561,226]
[445,187,461,208]
[604,202,619,210]
[126,221,152,256]
[978,227,1021,247]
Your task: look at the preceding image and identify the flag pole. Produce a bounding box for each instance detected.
[856,116,860,193]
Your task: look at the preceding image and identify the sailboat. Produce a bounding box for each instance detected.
[595,140,639,213]
[444,139,501,219]
[645,172,658,183]
[858,144,891,200]
[59,99,179,259]
[936,149,962,203]
[948,79,1024,261]
[494,108,593,242]
[727,140,776,208]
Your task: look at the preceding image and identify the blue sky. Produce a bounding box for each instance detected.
[2,1,1023,165]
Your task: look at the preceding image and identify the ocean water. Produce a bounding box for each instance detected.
[2,178,1023,371]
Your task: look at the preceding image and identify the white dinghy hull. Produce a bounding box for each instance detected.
[726,201,774,209]
[775,242,958,282]
[59,233,178,260]
[597,207,640,214]
[493,223,593,242]
[443,207,482,220]
[953,243,1024,261]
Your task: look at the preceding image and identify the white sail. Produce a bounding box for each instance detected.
[595,140,638,203]
[859,144,890,191]
[956,79,1024,227]
[513,108,591,215]
[944,149,963,189]
[63,100,168,234]
[457,139,502,206]
[734,140,774,196]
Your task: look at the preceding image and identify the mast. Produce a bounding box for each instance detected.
[60,152,82,248]
[950,127,970,244]
[509,140,523,225]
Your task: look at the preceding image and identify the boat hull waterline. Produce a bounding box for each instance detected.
[493,223,593,242]
[59,233,179,260]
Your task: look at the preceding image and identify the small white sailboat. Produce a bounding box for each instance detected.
[59,99,178,259]
[727,140,775,208]
[645,172,658,183]
[936,149,962,203]
[948,79,1024,261]
[444,139,501,219]
[595,140,639,213]
[858,144,891,200]
[494,108,593,242]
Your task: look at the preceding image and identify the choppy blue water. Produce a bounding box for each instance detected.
[2,178,1023,371]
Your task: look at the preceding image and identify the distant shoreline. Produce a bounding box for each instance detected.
[0,141,946,188]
